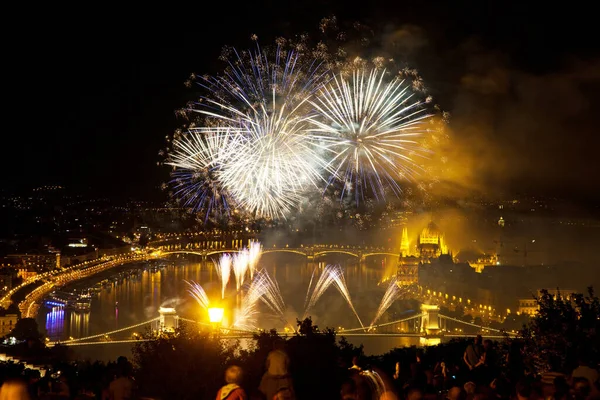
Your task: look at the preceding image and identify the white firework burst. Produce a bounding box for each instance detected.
[191,45,330,218]
[308,68,433,203]
[166,129,239,221]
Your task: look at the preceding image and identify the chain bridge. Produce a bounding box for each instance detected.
[47,304,515,348]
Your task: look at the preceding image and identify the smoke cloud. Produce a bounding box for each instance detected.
[375,24,600,204]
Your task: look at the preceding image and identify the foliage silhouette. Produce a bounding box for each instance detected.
[520,287,600,373]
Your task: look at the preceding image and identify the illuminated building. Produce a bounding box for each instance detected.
[400,227,410,257]
[0,273,12,292]
[518,298,538,316]
[397,255,419,285]
[397,226,419,285]
[0,259,18,291]
[518,288,578,316]
[397,221,452,283]
[0,313,17,336]
[7,252,60,271]
[67,238,88,248]
[417,222,449,260]
[17,266,38,280]
[469,254,500,273]
[2,257,39,282]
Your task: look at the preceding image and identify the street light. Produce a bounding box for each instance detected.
[208,307,224,324]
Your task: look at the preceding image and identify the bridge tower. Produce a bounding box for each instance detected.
[420,304,440,334]
[158,307,178,333]
[419,304,442,345]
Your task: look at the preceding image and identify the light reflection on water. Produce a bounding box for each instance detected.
[45,307,65,340]
[38,255,418,359]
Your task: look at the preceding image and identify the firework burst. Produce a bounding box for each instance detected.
[190,45,331,218]
[308,68,433,204]
[166,129,237,222]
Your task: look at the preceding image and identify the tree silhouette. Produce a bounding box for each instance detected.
[520,287,600,373]
[296,316,319,335]
[10,318,42,340]
[132,325,237,400]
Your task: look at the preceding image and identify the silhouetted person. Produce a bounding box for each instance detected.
[259,350,295,400]
[464,336,483,372]
[55,375,71,399]
[24,369,41,400]
[273,387,294,400]
[506,341,525,384]
[410,351,427,389]
[572,355,599,389]
[109,360,135,400]
[447,386,464,400]
[0,379,31,400]
[406,387,424,400]
[480,340,498,385]
[341,379,358,400]
[515,379,533,400]
[572,377,592,400]
[216,365,247,400]
[463,381,476,400]
[552,376,570,400]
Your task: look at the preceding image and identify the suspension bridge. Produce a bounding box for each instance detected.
[46,304,515,348]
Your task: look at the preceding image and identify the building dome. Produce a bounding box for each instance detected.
[417,221,448,259]
[421,222,441,239]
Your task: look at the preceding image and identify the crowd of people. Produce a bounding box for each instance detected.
[0,335,598,400]
[209,335,599,400]
[0,356,135,399]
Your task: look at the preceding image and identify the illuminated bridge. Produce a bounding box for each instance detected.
[47,304,515,348]
[154,246,400,262]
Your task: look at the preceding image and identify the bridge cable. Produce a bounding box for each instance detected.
[438,314,515,335]
[343,313,426,333]
[51,317,161,345]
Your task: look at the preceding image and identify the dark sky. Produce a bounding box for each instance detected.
[4,1,599,206]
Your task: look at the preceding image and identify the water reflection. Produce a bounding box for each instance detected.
[45,307,65,341]
[38,255,411,354]
[69,311,90,338]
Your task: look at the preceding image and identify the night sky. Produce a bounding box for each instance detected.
[5,1,599,206]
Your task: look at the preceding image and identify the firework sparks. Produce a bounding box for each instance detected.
[166,129,237,222]
[186,280,209,310]
[304,264,364,328]
[369,280,404,329]
[308,68,433,203]
[247,241,262,279]
[303,266,331,316]
[190,45,330,218]
[232,250,249,290]
[213,254,232,299]
[257,270,287,323]
[232,269,289,330]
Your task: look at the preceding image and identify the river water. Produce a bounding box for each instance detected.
[37,254,421,361]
